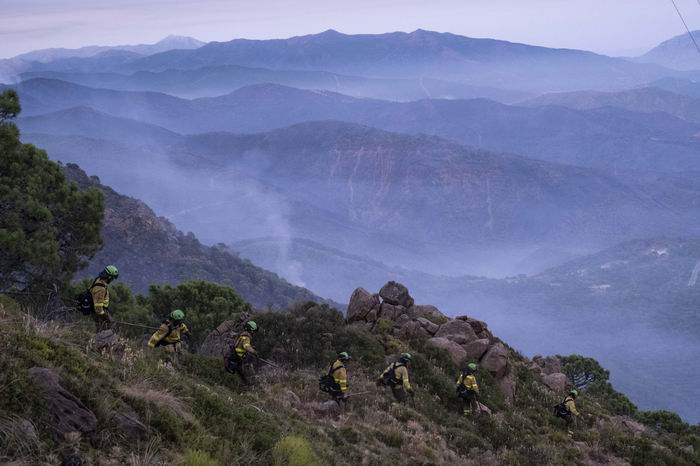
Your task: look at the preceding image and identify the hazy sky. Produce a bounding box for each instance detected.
[1,0,699,58]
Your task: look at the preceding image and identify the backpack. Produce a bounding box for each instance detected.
[77,280,104,316]
[319,363,343,393]
[553,400,571,418]
[382,363,402,387]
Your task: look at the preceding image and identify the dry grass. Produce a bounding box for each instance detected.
[119,381,195,424]
[0,415,40,459]
[128,438,163,466]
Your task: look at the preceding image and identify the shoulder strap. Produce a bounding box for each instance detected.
[88,278,106,291]
[328,362,344,376]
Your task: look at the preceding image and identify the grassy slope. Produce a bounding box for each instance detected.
[1,296,698,466]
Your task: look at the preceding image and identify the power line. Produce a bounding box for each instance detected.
[670,0,700,56]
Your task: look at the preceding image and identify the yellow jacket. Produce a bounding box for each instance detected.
[90,277,110,315]
[382,362,412,390]
[565,396,579,416]
[457,373,479,394]
[233,331,256,357]
[148,320,190,348]
[331,359,348,392]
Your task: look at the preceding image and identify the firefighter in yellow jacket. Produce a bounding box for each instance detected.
[563,389,580,436]
[148,309,190,368]
[329,352,351,409]
[377,353,414,402]
[456,363,480,416]
[90,265,119,332]
[225,321,258,385]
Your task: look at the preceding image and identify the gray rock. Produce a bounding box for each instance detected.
[542,373,569,393]
[407,304,447,323]
[365,306,379,322]
[94,329,117,351]
[426,337,467,366]
[379,281,414,307]
[199,312,252,357]
[481,343,509,378]
[347,288,379,322]
[463,338,491,360]
[434,320,478,344]
[111,409,149,441]
[379,303,407,321]
[542,357,562,375]
[496,373,516,404]
[28,368,97,440]
[416,317,439,335]
[397,320,430,340]
[395,314,410,326]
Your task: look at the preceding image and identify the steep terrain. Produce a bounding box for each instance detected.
[1,282,698,465]
[61,163,321,309]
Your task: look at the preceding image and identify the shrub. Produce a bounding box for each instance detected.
[184,449,220,466]
[272,436,322,466]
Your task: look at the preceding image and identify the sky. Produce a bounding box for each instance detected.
[1,0,699,58]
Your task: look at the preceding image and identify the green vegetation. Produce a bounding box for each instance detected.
[0,90,103,293]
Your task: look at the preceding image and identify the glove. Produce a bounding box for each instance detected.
[408,389,415,398]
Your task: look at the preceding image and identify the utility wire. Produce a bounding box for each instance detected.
[670,0,700,56]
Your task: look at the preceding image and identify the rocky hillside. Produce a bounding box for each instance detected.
[62,163,321,309]
[1,280,699,466]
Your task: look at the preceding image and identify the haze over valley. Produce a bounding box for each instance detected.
[4,26,700,424]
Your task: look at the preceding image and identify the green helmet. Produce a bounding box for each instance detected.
[400,353,412,363]
[337,351,351,361]
[170,309,185,321]
[467,363,477,371]
[569,389,579,398]
[102,265,119,279]
[245,321,258,332]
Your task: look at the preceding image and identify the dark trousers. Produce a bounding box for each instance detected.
[94,312,112,332]
[458,390,479,415]
[226,354,253,386]
[391,386,408,403]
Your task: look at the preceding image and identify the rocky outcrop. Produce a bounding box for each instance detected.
[533,355,562,375]
[426,337,467,366]
[28,368,97,440]
[379,281,414,307]
[347,288,379,322]
[346,281,519,401]
[542,373,569,393]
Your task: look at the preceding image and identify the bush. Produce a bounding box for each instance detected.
[639,410,688,434]
[141,281,251,349]
[184,450,220,466]
[272,436,322,466]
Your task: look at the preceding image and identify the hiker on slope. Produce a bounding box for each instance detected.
[456,363,480,416]
[377,353,415,403]
[225,320,258,386]
[148,309,190,368]
[322,352,351,411]
[90,265,119,332]
[555,389,581,437]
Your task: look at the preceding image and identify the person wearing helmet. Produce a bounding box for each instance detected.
[90,265,119,332]
[225,320,258,386]
[328,352,352,410]
[456,362,480,416]
[377,353,414,402]
[148,309,190,368]
[563,389,580,436]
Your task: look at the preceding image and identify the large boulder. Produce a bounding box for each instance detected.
[199,313,251,357]
[434,320,478,344]
[379,281,414,307]
[496,373,517,404]
[533,355,562,375]
[396,320,430,340]
[94,329,118,352]
[416,317,439,335]
[408,305,448,323]
[28,368,97,440]
[111,408,149,441]
[481,343,509,378]
[347,288,379,322]
[456,316,494,341]
[426,337,467,366]
[542,373,569,393]
[463,338,491,361]
[380,303,407,321]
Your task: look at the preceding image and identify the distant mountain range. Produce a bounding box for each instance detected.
[3,30,692,93]
[637,30,700,71]
[12,79,700,174]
